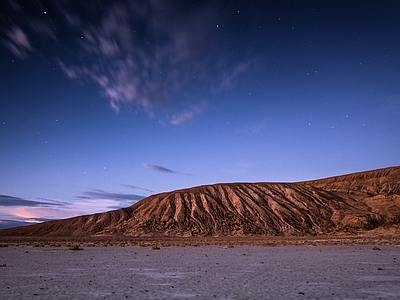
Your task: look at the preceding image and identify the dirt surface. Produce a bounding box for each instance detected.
[1,244,399,299]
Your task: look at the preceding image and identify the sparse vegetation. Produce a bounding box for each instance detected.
[68,244,83,251]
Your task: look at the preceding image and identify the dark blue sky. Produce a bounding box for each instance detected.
[1,0,399,227]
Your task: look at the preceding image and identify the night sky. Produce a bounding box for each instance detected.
[1,0,399,228]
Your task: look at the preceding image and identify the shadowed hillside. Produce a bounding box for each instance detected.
[1,167,399,238]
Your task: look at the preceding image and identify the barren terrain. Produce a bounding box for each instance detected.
[0,166,399,244]
[1,244,400,299]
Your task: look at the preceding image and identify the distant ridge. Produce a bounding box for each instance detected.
[1,166,399,237]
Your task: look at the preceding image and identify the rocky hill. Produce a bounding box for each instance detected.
[1,166,399,237]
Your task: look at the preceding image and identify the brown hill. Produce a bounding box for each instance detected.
[1,166,399,238]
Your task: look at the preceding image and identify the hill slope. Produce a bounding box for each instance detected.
[1,167,399,237]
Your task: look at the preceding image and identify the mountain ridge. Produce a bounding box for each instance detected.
[1,166,399,238]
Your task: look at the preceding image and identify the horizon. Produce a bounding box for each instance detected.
[1,1,399,228]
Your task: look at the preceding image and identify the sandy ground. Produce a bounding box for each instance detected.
[1,244,400,299]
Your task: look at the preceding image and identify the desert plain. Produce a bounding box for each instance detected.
[0,242,400,299]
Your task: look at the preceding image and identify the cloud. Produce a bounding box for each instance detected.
[0,194,61,207]
[168,103,207,126]
[143,163,193,176]
[0,0,256,124]
[78,189,144,202]
[381,94,400,115]
[76,188,146,210]
[0,194,79,227]
[0,208,45,228]
[252,121,268,134]
[0,198,130,226]
[0,188,146,228]
[2,26,32,58]
[143,163,176,173]
[0,206,79,222]
[216,61,254,92]
[53,1,213,113]
[0,219,31,230]
[121,184,154,194]
[28,19,56,40]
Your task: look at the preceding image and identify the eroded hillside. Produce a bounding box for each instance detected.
[1,167,399,237]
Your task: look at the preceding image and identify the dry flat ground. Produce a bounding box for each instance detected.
[1,243,400,299]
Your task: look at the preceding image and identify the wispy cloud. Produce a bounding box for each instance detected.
[121,184,154,194]
[0,219,31,230]
[0,188,146,228]
[0,206,72,223]
[77,189,145,209]
[252,121,268,134]
[143,163,193,176]
[382,94,400,115]
[168,103,207,126]
[1,0,256,124]
[0,194,76,227]
[0,194,60,207]
[143,163,176,174]
[54,1,213,114]
[215,61,254,92]
[2,26,32,58]
[78,189,144,202]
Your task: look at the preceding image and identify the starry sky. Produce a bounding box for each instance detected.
[1,0,399,228]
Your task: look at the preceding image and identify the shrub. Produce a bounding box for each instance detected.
[68,244,83,251]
